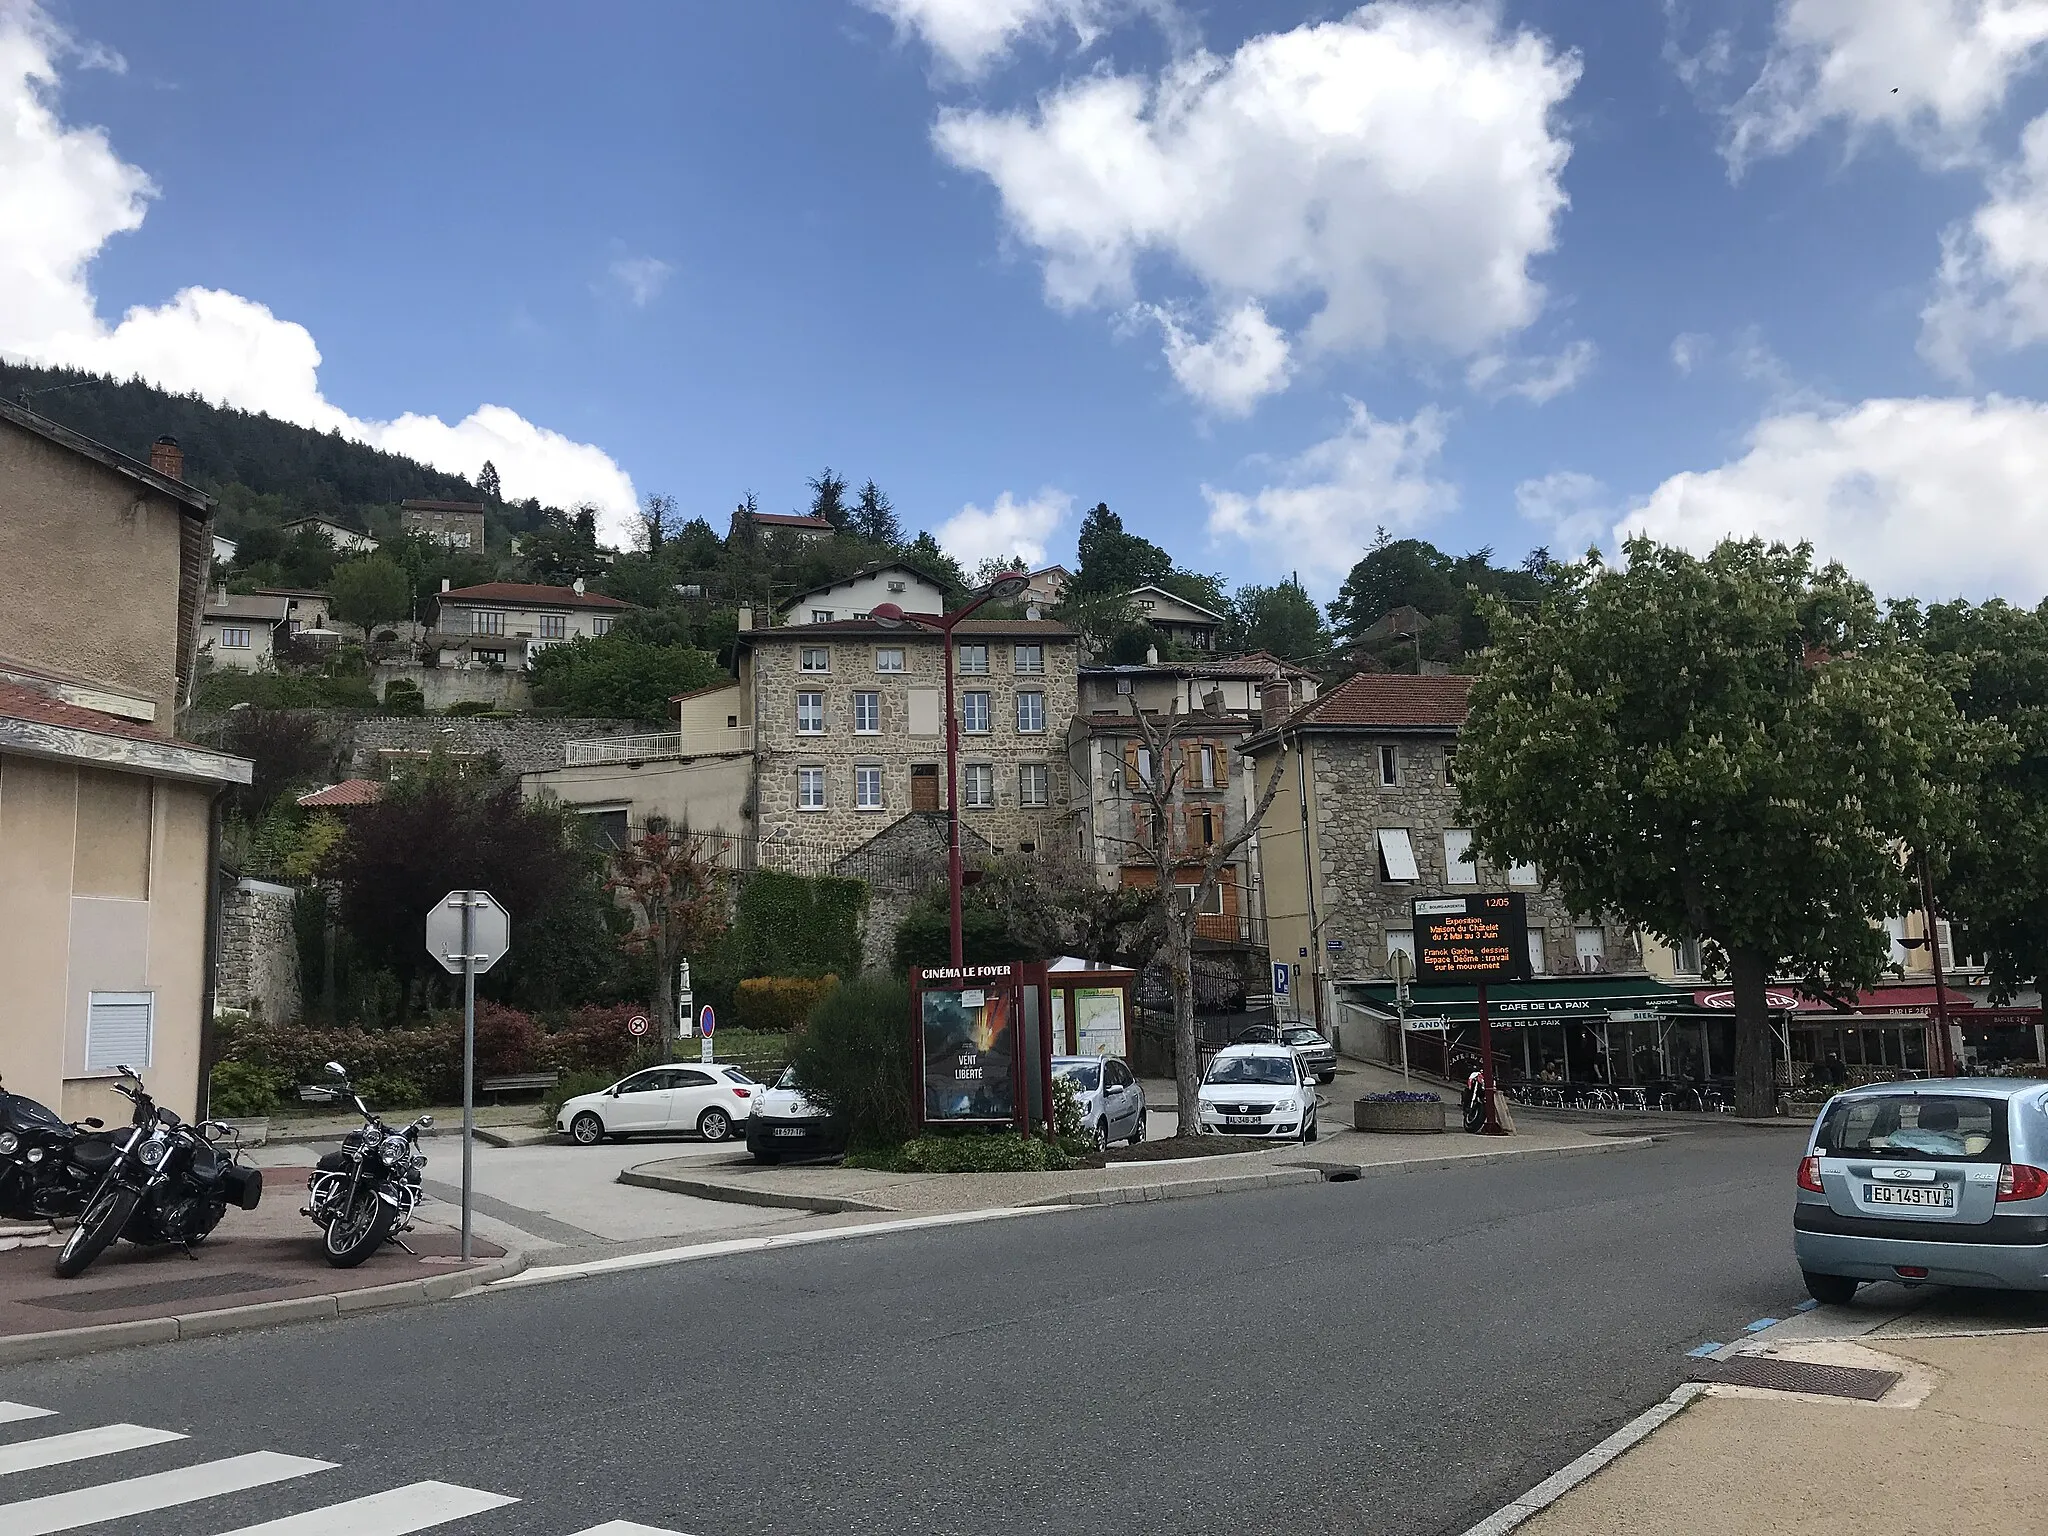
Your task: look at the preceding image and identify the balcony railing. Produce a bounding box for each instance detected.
[562,730,753,766]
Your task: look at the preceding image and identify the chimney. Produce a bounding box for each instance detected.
[737,604,754,632]
[149,435,184,481]
[1260,678,1296,729]
[572,577,586,595]
[1145,645,1159,665]
[440,578,450,594]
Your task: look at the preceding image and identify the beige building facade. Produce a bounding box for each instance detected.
[429,581,634,669]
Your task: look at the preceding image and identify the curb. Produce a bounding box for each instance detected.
[1026,1166,1324,1207]
[1288,1134,1656,1183]
[617,1167,890,1214]
[0,1251,528,1368]
[257,1124,550,1149]
[1508,1103,1807,1132]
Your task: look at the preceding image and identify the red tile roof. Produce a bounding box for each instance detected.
[1082,650,1315,681]
[297,778,384,809]
[1274,672,1472,732]
[744,617,1076,639]
[439,583,636,611]
[751,513,835,530]
[0,678,169,743]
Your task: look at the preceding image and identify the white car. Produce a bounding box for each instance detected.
[1053,1056,1146,1148]
[1196,1043,1319,1142]
[557,1064,758,1145]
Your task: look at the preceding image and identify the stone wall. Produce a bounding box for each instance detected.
[216,877,301,1024]
[829,811,996,973]
[336,715,643,779]
[371,660,531,713]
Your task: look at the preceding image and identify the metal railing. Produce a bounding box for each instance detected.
[564,729,753,766]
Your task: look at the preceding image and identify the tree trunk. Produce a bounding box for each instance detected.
[650,940,674,1062]
[1168,908,1201,1138]
[1729,946,1776,1118]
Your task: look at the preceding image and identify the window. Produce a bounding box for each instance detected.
[796,692,825,733]
[964,763,995,808]
[1526,927,1546,975]
[1443,747,1457,784]
[1378,745,1400,786]
[1188,806,1219,846]
[539,614,566,639]
[1014,644,1044,674]
[887,580,906,593]
[85,992,153,1072]
[801,647,830,672]
[1176,881,1225,915]
[1016,691,1045,733]
[855,765,884,811]
[1443,829,1477,886]
[473,649,506,666]
[592,617,612,636]
[1509,860,1539,888]
[962,691,991,733]
[798,767,826,810]
[812,610,835,623]
[958,643,989,674]
[1131,746,1154,786]
[726,715,739,728]
[1196,744,1219,789]
[1376,828,1419,882]
[580,808,630,850]
[474,609,505,635]
[1673,936,1703,977]
[853,691,881,733]
[1575,926,1605,973]
[1019,762,1050,807]
[219,627,250,649]
[1385,929,1416,970]
[876,648,905,673]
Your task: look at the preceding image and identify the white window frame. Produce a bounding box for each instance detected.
[797,767,826,811]
[875,648,905,673]
[1176,881,1225,916]
[853,691,881,735]
[1197,744,1218,789]
[1016,690,1045,733]
[801,647,831,672]
[964,763,996,808]
[961,691,992,734]
[473,648,506,666]
[1509,860,1539,889]
[220,627,250,649]
[1014,644,1044,675]
[855,765,884,811]
[1019,762,1050,807]
[812,610,835,623]
[85,991,154,1072]
[1574,925,1605,973]
[1376,828,1419,883]
[1443,829,1477,887]
[1526,927,1546,975]
[796,691,825,734]
[1378,744,1400,787]
[1443,746,1457,784]
[1384,929,1416,969]
[957,643,990,675]
[592,616,613,636]
[1134,747,1154,786]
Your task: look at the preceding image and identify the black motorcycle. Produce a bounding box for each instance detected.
[53,1067,263,1278]
[0,1078,118,1222]
[301,1062,430,1268]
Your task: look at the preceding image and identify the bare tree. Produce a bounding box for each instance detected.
[1102,701,1289,1135]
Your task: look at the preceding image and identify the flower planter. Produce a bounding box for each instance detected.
[1354,1098,1446,1134]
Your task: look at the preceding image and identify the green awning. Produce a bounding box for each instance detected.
[1338,976,1693,1026]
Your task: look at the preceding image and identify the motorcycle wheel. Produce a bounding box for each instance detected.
[321,1188,395,1269]
[54,1186,139,1278]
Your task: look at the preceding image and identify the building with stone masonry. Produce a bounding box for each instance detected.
[401,498,485,551]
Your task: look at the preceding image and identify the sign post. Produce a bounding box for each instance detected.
[699,1004,715,1065]
[1388,948,1415,1081]
[1413,893,1530,1135]
[426,890,511,1261]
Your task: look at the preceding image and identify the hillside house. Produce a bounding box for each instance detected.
[402,498,486,551]
[427,580,634,669]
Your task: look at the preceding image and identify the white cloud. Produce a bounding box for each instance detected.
[1923,110,2048,376]
[1202,401,1456,587]
[606,255,673,308]
[1727,0,2048,172]
[1514,469,1611,554]
[1670,332,1710,373]
[934,3,1580,410]
[857,0,1149,77]
[1618,394,2048,599]
[935,488,1073,571]
[1150,300,1294,415]
[1465,339,1596,404]
[0,4,638,530]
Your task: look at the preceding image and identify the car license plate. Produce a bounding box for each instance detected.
[1868,1183,1953,1208]
[773,1127,808,1138]
[1223,1115,1262,1127]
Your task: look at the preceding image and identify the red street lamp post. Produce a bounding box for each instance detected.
[871,572,1032,966]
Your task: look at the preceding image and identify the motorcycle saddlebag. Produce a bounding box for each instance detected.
[314,1151,351,1173]
[220,1163,263,1212]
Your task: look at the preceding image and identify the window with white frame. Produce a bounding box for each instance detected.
[797,692,825,733]
[1014,644,1044,674]
[801,647,830,672]
[1197,744,1219,789]
[1019,762,1050,807]
[1526,927,1546,975]
[1176,881,1225,916]
[957,643,989,674]
[592,617,612,636]
[812,610,834,623]
[220,628,251,649]
[1376,828,1419,882]
[1508,860,1538,888]
[876,648,905,673]
[964,763,995,808]
[855,765,884,810]
[1378,744,1400,786]
[473,649,506,666]
[962,691,991,733]
[85,992,154,1071]
[1443,829,1477,886]
[853,691,881,734]
[1132,746,1154,786]
[797,767,826,810]
[1384,929,1416,969]
[539,614,566,639]
[1574,925,1605,972]
[1673,935,1703,976]
[1016,691,1045,733]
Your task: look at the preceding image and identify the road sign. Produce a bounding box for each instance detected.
[1411,893,1531,984]
[1272,963,1290,997]
[1326,938,1346,952]
[626,1014,650,1038]
[426,892,511,975]
[700,1004,716,1036]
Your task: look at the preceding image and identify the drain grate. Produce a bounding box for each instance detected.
[21,1272,291,1314]
[1691,1355,1900,1401]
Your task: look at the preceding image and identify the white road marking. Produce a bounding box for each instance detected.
[0,1451,335,1535]
[0,1423,184,1476]
[563,1523,696,1535]
[205,1480,519,1535]
[0,1403,56,1425]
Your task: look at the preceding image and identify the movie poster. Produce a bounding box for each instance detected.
[921,979,1016,1122]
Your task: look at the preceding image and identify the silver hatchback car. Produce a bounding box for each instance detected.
[1794,1079,2048,1303]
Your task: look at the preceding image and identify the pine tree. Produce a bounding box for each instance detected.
[477,460,502,502]
[806,469,852,531]
[851,478,901,546]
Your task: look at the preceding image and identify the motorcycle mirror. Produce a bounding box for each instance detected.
[84,1117,103,1129]
[417,1115,435,1129]
[201,1121,222,1142]
[324,1061,348,1079]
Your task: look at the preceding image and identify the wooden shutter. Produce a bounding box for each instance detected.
[1122,741,1140,789]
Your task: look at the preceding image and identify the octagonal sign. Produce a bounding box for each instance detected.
[425,889,512,975]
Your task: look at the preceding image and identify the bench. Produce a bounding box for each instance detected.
[480,1071,560,1103]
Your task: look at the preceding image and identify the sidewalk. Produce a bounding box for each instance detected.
[1498,1306,2048,1535]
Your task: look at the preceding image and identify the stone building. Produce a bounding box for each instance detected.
[1240,672,1642,1041]
[401,498,486,551]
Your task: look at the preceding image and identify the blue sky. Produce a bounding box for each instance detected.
[11,1,2048,601]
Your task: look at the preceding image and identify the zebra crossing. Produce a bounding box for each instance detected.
[0,1400,689,1536]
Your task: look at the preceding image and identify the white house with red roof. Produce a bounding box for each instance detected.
[427,579,636,669]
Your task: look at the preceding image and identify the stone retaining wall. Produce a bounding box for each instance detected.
[217,877,301,1024]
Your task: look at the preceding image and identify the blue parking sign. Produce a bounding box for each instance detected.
[1272,963,1290,997]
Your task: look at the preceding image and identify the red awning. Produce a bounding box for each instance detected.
[1848,987,1977,1014]
[1690,988,1836,1013]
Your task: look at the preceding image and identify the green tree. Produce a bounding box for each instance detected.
[529,634,727,722]
[1326,531,1458,643]
[806,468,853,531]
[1071,502,1173,595]
[899,532,970,601]
[1455,538,1987,1116]
[477,460,501,502]
[606,823,730,1040]
[850,479,902,546]
[1227,578,1328,660]
[328,557,411,634]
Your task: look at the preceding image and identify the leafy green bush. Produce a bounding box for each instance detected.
[207,1059,288,1118]
[382,678,426,715]
[789,975,915,1150]
[848,1131,1085,1173]
[444,700,501,717]
[734,975,838,1033]
[354,1073,426,1111]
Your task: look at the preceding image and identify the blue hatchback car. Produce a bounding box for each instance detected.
[1795,1079,2048,1303]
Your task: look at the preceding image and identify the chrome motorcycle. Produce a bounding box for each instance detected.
[301,1062,430,1268]
[0,1076,118,1222]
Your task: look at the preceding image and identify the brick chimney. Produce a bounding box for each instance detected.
[149,435,184,481]
[1260,678,1296,729]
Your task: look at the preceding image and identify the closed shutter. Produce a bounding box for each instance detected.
[1123,741,1140,788]
[86,993,154,1071]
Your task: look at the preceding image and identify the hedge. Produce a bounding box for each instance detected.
[734,975,838,1033]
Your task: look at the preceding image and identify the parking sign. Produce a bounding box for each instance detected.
[1272,962,1290,997]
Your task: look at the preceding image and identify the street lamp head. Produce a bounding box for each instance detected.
[982,572,1032,603]
[869,602,906,628]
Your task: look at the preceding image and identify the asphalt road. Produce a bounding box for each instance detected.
[0,1125,1803,1536]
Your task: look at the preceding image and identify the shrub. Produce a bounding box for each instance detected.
[1358,1091,1442,1104]
[848,1131,1085,1173]
[543,1004,646,1075]
[354,1073,426,1111]
[445,700,498,717]
[789,975,915,1150]
[383,679,426,715]
[473,1002,545,1078]
[218,1018,466,1104]
[207,1059,288,1118]
[734,975,838,1033]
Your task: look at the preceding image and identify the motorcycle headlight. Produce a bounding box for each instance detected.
[0,1132,17,1155]
[138,1136,168,1168]
[378,1134,413,1168]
